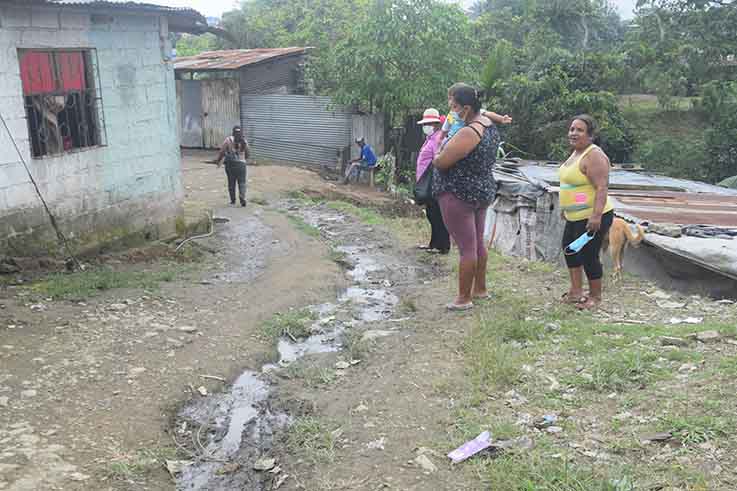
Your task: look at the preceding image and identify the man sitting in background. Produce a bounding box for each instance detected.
[343,137,377,184]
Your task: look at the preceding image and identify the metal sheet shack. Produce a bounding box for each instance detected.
[173,49,384,167]
[489,159,737,298]
[0,0,209,256]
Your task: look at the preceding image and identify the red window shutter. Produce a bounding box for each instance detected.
[57,51,86,91]
[19,51,55,95]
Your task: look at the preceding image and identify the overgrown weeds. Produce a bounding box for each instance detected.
[262,308,317,340]
[581,349,660,392]
[29,265,187,300]
[286,363,338,387]
[341,329,367,361]
[479,451,636,491]
[105,446,178,481]
[285,417,338,464]
[286,215,321,238]
[326,201,383,225]
[660,414,731,446]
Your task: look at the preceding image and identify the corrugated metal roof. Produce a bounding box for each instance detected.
[611,190,737,227]
[174,48,308,72]
[13,0,206,24]
[499,159,737,196]
[13,0,208,33]
[496,159,737,228]
[40,0,203,15]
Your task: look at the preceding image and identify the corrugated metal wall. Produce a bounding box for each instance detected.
[239,56,301,94]
[202,79,240,149]
[241,94,353,166]
[351,114,385,160]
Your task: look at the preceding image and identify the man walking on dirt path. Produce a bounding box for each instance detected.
[216,126,250,206]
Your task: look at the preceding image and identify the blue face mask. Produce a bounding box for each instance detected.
[447,111,466,138]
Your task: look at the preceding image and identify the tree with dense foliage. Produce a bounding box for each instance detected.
[175,0,736,182]
[175,33,217,57]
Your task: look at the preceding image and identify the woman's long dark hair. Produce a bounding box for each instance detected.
[448,83,483,113]
[571,114,599,143]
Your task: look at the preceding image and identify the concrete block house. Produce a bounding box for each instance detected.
[0,0,209,255]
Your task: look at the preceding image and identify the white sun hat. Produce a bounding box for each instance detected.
[417,108,441,125]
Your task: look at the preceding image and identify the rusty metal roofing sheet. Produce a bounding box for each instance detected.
[174,48,308,71]
[611,190,737,228]
[506,161,737,196]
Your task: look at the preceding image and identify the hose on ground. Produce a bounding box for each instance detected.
[175,212,214,252]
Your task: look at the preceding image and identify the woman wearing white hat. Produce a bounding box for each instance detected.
[415,108,450,254]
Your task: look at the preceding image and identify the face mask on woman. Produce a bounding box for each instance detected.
[422,125,435,136]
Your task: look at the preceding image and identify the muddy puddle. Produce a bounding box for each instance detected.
[175,201,421,490]
[202,208,285,284]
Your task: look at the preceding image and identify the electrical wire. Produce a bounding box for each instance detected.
[0,111,81,270]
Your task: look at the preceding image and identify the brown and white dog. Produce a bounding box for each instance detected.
[602,217,645,281]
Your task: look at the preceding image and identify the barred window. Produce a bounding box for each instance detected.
[18,49,106,158]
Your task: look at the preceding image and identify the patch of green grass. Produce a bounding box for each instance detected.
[451,406,522,442]
[326,201,383,225]
[29,266,185,300]
[524,260,556,274]
[398,297,418,314]
[341,329,367,361]
[659,414,731,446]
[250,196,268,206]
[430,377,457,397]
[262,308,316,340]
[285,189,322,205]
[479,449,637,491]
[663,349,703,364]
[286,190,310,201]
[465,330,527,390]
[718,355,737,376]
[285,417,338,464]
[286,363,338,387]
[618,94,695,113]
[105,446,178,481]
[286,215,321,238]
[385,215,429,245]
[620,95,708,177]
[581,349,660,392]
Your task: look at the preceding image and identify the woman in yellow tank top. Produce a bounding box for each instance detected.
[559,115,614,310]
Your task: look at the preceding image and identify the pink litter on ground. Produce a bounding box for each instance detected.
[447,431,492,463]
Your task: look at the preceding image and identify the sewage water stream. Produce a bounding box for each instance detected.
[176,202,418,490]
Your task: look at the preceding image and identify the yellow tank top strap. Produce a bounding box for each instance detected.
[558,144,613,221]
[576,144,596,166]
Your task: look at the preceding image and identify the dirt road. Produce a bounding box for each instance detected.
[2,151,737,491]
[0,152,368,490]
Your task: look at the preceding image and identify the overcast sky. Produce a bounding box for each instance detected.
[159,0,637,21]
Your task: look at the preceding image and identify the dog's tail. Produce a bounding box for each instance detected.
[624,222,645,246]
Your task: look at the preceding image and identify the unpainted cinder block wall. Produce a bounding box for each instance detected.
[0,6,182,256]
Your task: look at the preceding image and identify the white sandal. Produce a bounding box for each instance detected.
[446,302,473,311]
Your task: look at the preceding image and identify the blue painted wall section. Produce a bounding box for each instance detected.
[0,6,183,254]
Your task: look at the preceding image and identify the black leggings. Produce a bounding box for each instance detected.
[562,210,614,280]
[426,199,450,252]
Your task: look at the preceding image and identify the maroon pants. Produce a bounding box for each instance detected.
[437,192,488,261]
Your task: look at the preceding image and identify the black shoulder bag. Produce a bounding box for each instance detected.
[414,166,433,206]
